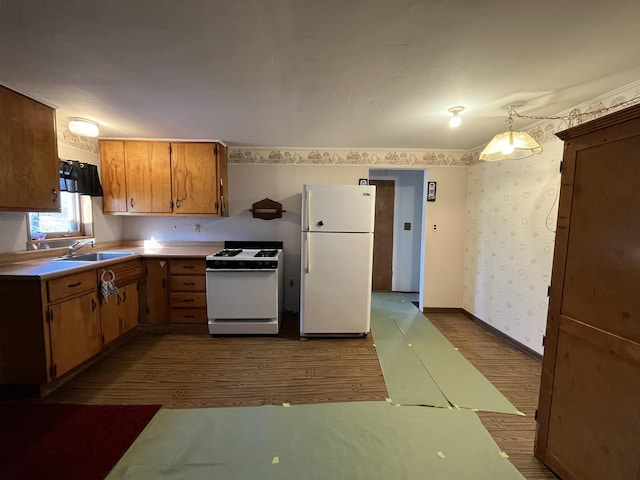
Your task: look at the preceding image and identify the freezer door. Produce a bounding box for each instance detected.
[302,184,376,233]
[300,231,373,335]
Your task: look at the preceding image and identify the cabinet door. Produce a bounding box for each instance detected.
[49,292,101,378]
[0,85,60,212]
[217,143,229,216]
[121,283,139,333]
[100,292,122,345]
[99,140,128,213]
[171,142,218,214]
[142,259,169,324]
[124,141,172,213]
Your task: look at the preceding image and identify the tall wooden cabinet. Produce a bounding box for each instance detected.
[0,85,60,212]
[535,104,640,480]
[99,140,228,216]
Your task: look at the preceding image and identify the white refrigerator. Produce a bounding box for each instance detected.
[300,184,376,336]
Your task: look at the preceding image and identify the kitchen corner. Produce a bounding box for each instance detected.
[0,240,223,395]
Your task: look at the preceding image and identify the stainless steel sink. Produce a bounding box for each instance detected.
[55,251,137,262]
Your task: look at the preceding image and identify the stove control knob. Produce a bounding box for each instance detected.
[317,220,324,227]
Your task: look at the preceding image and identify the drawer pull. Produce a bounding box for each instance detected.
[183,282,195,286]
[182,265,195,269]
[182,298,195,303]
[184,314,195,319]
[67,282,81,288]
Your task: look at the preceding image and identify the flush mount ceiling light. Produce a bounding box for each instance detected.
[448,106,464,128]
[68,118,99,137]
[479,106,542,161]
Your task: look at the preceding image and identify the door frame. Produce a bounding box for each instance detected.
[368,168,427,309]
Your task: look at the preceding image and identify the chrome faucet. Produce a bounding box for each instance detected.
[68,239,95,256]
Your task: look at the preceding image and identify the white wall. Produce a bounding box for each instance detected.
[120,164,370,312]
[422,167,468,308]
[368,169,423,292]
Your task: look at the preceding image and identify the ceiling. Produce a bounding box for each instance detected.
[2,1,640,150]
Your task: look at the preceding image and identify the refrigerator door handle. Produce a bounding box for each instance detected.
[305,233,311,273]
[305,188,311,231]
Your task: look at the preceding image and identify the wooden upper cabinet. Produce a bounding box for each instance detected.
[99,140,127,213]
[172,142,218,215]
[98,139,228,216]
[125,141,172,213]
[0,85,60,212]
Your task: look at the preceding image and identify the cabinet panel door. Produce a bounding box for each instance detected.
[121,283,139,333]
[49,292,101,377]
[100,293,121,345]
[0,86,59,212]
[124,141,172,213]
[99,140,128,213]
[142,259,169,324]
[172,143,218,214]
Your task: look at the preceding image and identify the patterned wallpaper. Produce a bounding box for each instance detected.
[463,81,640,355]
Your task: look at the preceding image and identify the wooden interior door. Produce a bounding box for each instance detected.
[370,180,394,291]
[536,107,640,480]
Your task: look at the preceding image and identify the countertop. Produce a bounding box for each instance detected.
[0,244,221,280]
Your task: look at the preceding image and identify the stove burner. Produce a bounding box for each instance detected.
[255,249,278,257]
[213,249,243,257]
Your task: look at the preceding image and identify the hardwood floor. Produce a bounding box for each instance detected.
[428,313,557,479]
[31,309,556,479]
[41,314,389,408]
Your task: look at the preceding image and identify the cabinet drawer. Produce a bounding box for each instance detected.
[169,275,206,292]
[170,308,207,324]
[169,259,206,275]
[97,259,143,288]
[47,271,97,303]
[169,292,207,308]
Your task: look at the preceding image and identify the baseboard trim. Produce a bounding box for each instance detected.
[461,310,543,362]
[422,307,465,314]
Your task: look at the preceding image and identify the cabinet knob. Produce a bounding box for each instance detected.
[176,199,181,208]
[52,189,58,202]
[130,198,135,208]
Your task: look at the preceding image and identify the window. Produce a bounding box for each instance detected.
[28,192,94,242]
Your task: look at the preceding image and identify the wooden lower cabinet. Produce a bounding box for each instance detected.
[49,291,101,378]
[141,257,207,328]
[140,258,169,324]
[169,258,207,325]
[100,283,139,344]
[97,260,142,344]
[0,258,142,393]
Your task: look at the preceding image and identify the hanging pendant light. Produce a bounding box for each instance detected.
[479,107,542,161]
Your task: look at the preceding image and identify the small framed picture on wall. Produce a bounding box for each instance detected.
[427,181,437,202]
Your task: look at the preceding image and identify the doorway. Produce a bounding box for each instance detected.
[368,170,425,297]
[370,179,394,291]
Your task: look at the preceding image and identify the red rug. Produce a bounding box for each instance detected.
[0,404,161,480]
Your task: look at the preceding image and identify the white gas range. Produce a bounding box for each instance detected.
[206,241,284,335]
